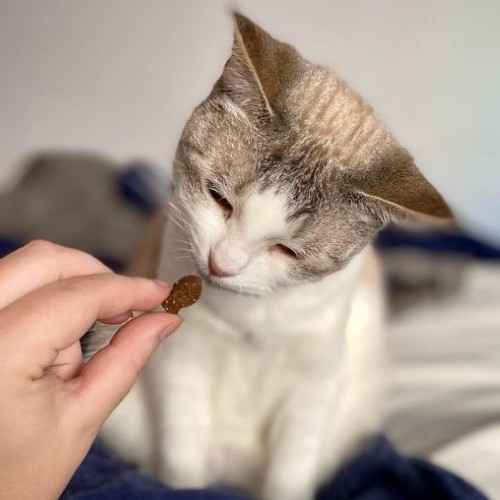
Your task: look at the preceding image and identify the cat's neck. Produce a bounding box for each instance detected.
[158,220,368,346]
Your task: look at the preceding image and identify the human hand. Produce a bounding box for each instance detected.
[0,241,181,499]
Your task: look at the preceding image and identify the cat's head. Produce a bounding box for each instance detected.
[171,13,452,295]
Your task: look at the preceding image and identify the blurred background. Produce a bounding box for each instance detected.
[1,0,499,242]
[1,0,499,497]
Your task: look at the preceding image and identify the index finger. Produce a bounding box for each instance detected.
[0,273,170,378]
[0,240,112,310]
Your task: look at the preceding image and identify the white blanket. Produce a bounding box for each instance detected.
[385,262,500,496]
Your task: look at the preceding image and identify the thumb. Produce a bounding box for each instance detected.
[71,312,181,428]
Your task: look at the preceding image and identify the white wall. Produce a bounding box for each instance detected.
[1,0,499,243]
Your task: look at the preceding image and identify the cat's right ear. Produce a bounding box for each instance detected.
[218,13,300,120]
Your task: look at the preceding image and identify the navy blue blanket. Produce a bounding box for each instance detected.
[62,437,486,500]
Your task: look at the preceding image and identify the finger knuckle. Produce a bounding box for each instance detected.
[68,248,111,272]
[24,239,62,255]
[24,240,110,273]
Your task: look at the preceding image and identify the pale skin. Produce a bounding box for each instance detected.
[0,240,182,500]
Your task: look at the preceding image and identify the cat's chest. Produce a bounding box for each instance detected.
[179,302,344,423]
[192,259,362,347]
[212,337,313,415]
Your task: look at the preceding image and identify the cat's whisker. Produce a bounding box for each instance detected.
[167,247,194,258]
[172,237,194,248]
[170,237,195,254]
[169,251,193,257]
[170,250,194,258]
[168,200,190,222]
[168,202,196,235]
[167,200,186,220]
[170,247,192,253]
[167,209,187,230]
[169,244,194,253]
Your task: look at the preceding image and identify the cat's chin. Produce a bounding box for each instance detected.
[193,267,272,297]
[191,255,284,296]
[201,273,272,297]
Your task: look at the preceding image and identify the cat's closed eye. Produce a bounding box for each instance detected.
[269,243,299,259]
[208,187,233,217]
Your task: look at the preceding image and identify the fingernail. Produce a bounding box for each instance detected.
[159,317,182,340]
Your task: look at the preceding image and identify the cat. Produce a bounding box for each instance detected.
[98,13,452,500]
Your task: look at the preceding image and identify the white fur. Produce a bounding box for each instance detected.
[101,195,388,500]
[208,190,291,276]
[179,188,305,295]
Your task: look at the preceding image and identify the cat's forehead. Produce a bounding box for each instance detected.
[239,188,292,240]
[192,64,383,182]
[280,66,386,173]
[256,152,340,219]
[182,95,356,217]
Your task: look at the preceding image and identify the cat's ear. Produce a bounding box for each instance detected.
[219,13,301,119]
[354,146,453,221]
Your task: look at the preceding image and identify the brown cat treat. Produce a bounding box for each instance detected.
[162,275,202,314]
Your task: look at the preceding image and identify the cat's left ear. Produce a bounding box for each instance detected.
[218,13,302,119]
[353,145,453,221]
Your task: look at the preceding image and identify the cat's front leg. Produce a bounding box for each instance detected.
[148,341,214,489]
[261,373,338,500]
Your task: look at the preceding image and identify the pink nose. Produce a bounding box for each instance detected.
[208,251,237,277]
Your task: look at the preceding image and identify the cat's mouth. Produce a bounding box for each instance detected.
[197,267,254,295]
[191,259,234,291]
[193,262,270,297]
[186,241,272,296]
